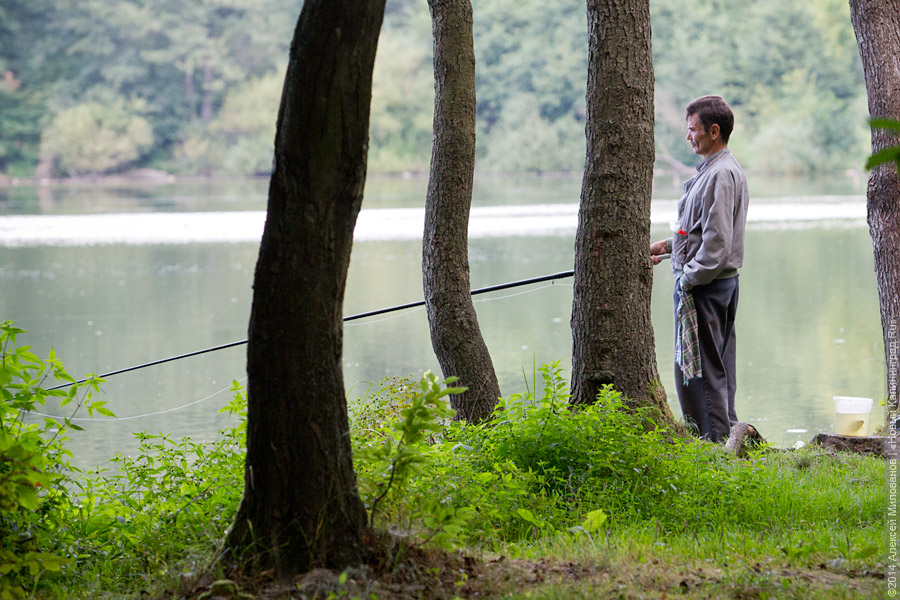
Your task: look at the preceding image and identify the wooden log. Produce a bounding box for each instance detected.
[725,422,766,458]
[809,433,889,458]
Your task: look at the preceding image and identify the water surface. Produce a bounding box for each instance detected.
[0,175,884,467]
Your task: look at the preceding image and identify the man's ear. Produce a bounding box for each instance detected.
[708,123,721,140]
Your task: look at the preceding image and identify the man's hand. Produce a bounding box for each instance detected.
[650,239,668,265]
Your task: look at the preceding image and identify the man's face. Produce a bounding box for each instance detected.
[686,112,717,157]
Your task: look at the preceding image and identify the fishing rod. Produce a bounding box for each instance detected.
[48,269,575,390]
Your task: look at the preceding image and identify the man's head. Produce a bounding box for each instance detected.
[685,95,733,157]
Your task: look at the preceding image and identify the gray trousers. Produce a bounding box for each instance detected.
[673,276,739,443]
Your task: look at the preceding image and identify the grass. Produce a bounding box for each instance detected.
[1,357,886,599]
[474,448,883,600]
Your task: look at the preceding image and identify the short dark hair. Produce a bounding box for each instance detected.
[685,95,734,144]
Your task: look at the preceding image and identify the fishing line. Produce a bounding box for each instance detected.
[343,305,425,326]
[31,377,248,423]
[46,269,575,391]
[472,281,559,304]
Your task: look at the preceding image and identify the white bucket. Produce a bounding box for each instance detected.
[833,396,873,437]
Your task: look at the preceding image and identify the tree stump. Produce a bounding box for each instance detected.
[809,433,889,458]
[724,422,766,458]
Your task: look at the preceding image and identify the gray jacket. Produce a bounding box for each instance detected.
[666,148,749,290]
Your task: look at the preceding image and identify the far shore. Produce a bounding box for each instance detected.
[0,166,870,191]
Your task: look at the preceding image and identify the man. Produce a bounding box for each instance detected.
[650,95,749,443]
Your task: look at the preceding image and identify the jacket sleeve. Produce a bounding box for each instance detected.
[681,170,736,290]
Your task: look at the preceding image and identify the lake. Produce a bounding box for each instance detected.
[0,174,885,468]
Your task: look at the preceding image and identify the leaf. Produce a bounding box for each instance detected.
[95,406,116,417]
[582,509,608,534]
[870,118,900,133]
[516,508,538,525]
[56,372,76,384]
[16,485,40,510]
[865,146,900,170]
[35,552,70,572]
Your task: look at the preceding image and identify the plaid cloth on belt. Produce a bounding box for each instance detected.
[675,283,702,385]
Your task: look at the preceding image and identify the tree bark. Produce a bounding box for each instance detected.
[569,0,674,425]
[224,0,385,576]
[423,0,501,423]
[849,0,900,418]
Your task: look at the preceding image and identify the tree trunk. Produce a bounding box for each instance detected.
[184,69,197,123]
[200,62,214,122]
[569,0,673,425]
[224,0,385,576]
[849,0,900,420]
[423,0,501,423]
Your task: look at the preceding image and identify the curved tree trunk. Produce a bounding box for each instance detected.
[423,0,501,423]
[570,0,673,425]
[849,0,900,419]
[224,0,385,576]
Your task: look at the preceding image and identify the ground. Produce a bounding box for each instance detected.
[175,532,883,600]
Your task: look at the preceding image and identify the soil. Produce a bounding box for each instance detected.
[174,530,883,600]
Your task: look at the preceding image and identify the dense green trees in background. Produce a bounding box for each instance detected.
[0,0,866,178]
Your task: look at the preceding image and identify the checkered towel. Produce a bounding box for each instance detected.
[675,283,702,384]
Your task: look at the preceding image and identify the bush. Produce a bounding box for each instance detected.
[71,383,245,591]
[40,97,154,176]
[352,362,882,552]
[0,322,104,598]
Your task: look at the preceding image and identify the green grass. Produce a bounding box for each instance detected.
[1,349,885,599]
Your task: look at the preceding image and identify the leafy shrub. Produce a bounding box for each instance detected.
[0,322,245,596]
[0,322,104,598]
[352,372,474,550]
[66,382,246,593]
[354,362,882,549]
[402,362,672,542]
[40,97,154,176]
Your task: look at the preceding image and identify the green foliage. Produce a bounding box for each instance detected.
[865,118,900,171]
[70,381,245,589]
[0,324,247,596]
[652,0,865,173]
[412,363,672,542]
[0,84,44,177]
[175,71,283,176]
[0,348,882,597]
[353,372,473,550]
[743,70,868,173]
[0,0,871,176]
[352,362,881,557]
[0,322,104,599]
[369,24,434,174]
[473,0,587,173]
[480,94,584,173]
[40,97,154,176]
